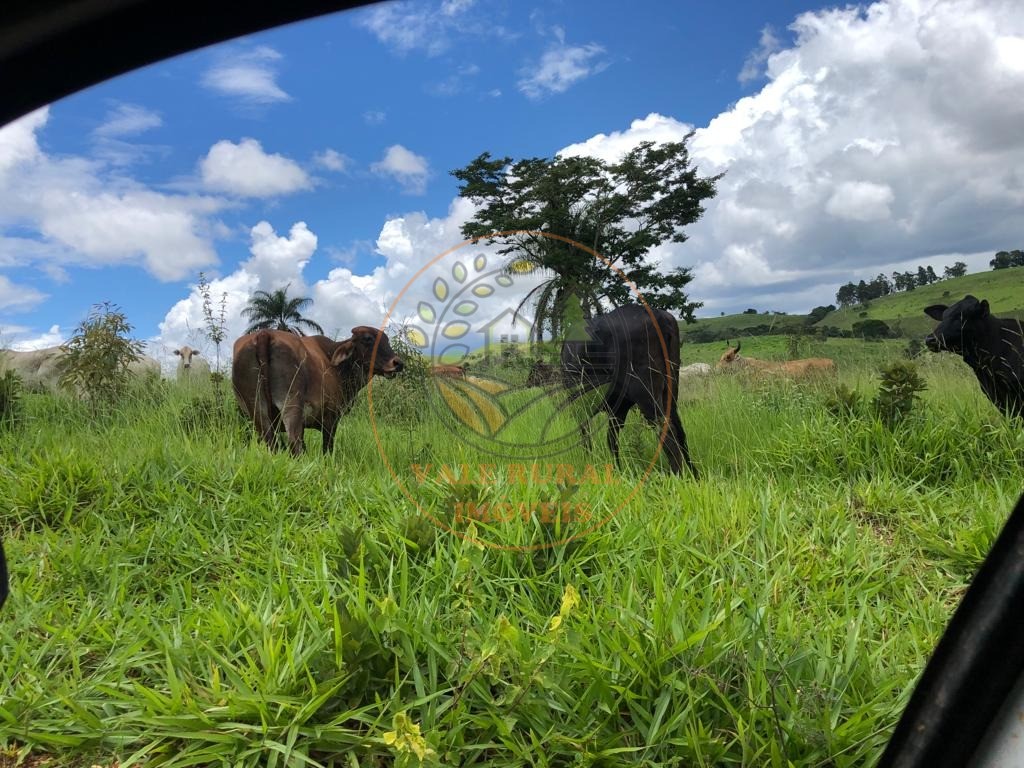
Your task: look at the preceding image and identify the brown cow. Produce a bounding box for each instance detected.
[430,364,466,379]
[232,327,403,455]
[718,341,835,377]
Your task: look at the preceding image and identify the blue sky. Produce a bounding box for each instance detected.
[1,0,1023,366]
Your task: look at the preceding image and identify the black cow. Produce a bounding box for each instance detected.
[924,295,1024,418]
[560,304,699,477]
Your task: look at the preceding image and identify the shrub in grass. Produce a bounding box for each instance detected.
[873,361,926,427]
[825,383,863,418]
[0,369,23,430]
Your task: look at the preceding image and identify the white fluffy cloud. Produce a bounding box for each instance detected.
[371,144,430,195]
[0,275,47,313]
[314,149,349,172]
[559,0,1024,314]
[1,323,64,351]
[201,46,291,104]
[0,107,224,283]
[200,139,311,198]
[518,43,608,100]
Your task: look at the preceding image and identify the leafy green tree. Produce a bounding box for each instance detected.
[852,318,891,340]
[943,261,967,279]
[451,139,721,341]
[242,286,325,336]
[60,301,145,412]
[991,251,1013,270]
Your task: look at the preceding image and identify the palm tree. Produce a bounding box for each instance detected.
[242,285,325,336]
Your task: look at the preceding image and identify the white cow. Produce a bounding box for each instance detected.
[0,346,161,392]
[173,346,211,379]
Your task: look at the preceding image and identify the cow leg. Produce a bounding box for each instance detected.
[638,399,698,479]
[605,401,631,468]
[321,419,338,454]
[281,400,306,456]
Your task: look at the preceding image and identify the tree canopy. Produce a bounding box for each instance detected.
[242,286,325,336]
[451,138,721,341]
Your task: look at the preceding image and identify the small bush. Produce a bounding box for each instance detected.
[873,361,926,427]
[825,383,863,418]
[904,338,924,359]
[60,301,145,414]
[0,369,24,430]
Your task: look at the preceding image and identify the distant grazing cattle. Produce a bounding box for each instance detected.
[560,304,698,477]
[232,327,403,455]
[680,362,713,377]
[430,364,466,379]
[717,341,835,377]
[174,346,211,379]
[0,346,160,391]
[924,295,1024,418]
[526,359,560,388]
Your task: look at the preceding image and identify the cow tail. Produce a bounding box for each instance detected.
[255,331,277,423]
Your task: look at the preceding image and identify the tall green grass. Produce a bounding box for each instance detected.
[0,351,1019,766]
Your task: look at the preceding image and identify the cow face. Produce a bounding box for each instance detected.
[334,326,404,378]
[924,295,990,353]
[174,346,200,369]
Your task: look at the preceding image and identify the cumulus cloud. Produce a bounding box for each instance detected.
[371,144,430,195]
[0,275,47,313]
[200,138,311,198]
[561,0,1024,314]
[518,43,608,100]
[314,149,349,172]
[201,46,291,104]
[155,220,318,370]
[0,323,64,351]
[738,26,782,84]
[93,104,162,138]
[353,0,484,57]
[0,107,224,283]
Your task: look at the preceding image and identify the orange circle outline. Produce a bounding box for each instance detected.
[366,230,678,551]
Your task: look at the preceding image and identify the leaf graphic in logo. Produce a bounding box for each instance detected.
[496,276,513,287]
[436,378,507,436]
[433,278,448,302]
[417,302,436,324]
[453,262,468,283]
[474,255,486,272]
[472,284,494,298]
[442,321,471,339]
[405,327,428,348]
[453,301,477,317]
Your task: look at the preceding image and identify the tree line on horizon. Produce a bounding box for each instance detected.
[834,262,966,307]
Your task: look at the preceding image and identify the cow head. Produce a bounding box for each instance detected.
[331,326,404,378]
[718,340,742,367]
[924,295,990,353]
[174,346,200,369]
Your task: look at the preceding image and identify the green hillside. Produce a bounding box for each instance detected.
[680,311,808,342]
[819,268,1024,336]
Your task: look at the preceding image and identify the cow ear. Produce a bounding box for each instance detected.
[192,350,200,356]
[331,340,355,365]
[977,299,990,317]
[174,349,181,357]
[923,305,947,321]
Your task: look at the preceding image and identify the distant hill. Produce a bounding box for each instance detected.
[683,268,1024,341]
[679,311,808,343]
[818,268,1024,337]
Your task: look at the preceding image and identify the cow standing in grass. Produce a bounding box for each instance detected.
[560,304,698,477]
[924,295,1024,418]
[174,346,211,379]
[232,327,404,455]
[717,341,835,377]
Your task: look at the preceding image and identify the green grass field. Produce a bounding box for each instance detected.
[0,343,1020,767]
